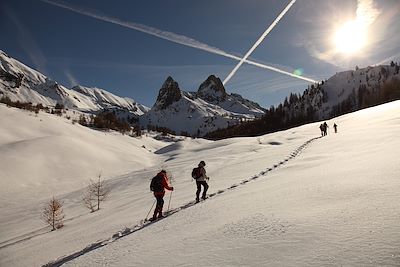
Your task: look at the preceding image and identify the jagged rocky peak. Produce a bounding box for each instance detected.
[198,75,227,102]
[154,76,182,110]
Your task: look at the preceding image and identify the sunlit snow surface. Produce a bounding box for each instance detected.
[0,101,399,266]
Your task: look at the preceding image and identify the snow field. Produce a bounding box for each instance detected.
[0,101,399,266]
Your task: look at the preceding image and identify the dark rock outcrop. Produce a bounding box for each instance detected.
[154,76,182,110]
[197,75,227,103]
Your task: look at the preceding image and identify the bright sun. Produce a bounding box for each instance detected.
[334,20,367,55]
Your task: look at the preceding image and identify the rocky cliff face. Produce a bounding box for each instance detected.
[153,76,183,110]
[197,75,227,103]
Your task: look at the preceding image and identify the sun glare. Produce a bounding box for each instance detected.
[334,20,367,55]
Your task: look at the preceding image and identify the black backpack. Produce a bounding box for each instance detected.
[191,167,201,180]
[150,175,163,192]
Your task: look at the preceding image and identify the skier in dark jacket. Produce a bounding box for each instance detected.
[195,161,209,203]
[323,122,328,136]
[150,170,173,221]
[319,124,324,136]
[333,123,338,133]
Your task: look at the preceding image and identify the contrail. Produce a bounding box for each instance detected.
[40,0,228,56]
[41,0,316,84]
[241,59,316,83]
[223,0,297,85]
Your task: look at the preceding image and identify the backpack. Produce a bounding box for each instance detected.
[191,167,201,180]
[150,175,163,192]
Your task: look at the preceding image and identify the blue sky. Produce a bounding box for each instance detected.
[1,0,399,108]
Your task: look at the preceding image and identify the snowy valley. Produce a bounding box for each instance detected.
[0,99,399,266]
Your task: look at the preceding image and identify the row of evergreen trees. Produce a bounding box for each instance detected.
[1,96,48,113]
[78,110,132,134]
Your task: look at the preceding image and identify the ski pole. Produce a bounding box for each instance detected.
[145,200,156,220]
[167,191,172,212]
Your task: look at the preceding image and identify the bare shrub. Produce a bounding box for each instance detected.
[83,174,110,212]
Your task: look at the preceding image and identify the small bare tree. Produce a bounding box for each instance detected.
[42,197,65,231]
[83,174,110,212]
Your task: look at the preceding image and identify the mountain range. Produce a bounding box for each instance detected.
[0,50,148,116]
[140,75,266,136]
[1,50,399,136]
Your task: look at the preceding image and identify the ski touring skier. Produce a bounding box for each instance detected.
[319,122,328,136]
[319,123,324,136]
[333,123,338,133]
[323,122,328,136]
[193,161,209,203]
[149,170,174,221]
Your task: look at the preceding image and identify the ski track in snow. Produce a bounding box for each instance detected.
[42,136,321,267]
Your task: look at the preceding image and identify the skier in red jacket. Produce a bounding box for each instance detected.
[150,170,174,221]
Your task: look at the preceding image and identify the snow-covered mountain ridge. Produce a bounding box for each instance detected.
[2,50,399,137]
[0,51,265,135]
[0,50,148,116]
[282,63,400,122]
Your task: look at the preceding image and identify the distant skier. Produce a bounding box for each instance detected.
[193,161,209,203]
[323,122,328,136]
[149,170,174,221]
[319,124,324,136]
[333,123,338,133]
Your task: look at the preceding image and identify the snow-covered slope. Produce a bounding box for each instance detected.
[322,65,400,108]
[283,64,400,122]
[141,76,265,136]
[0,50,148,115]
[0,104,164,200]
[1,101,399,266]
